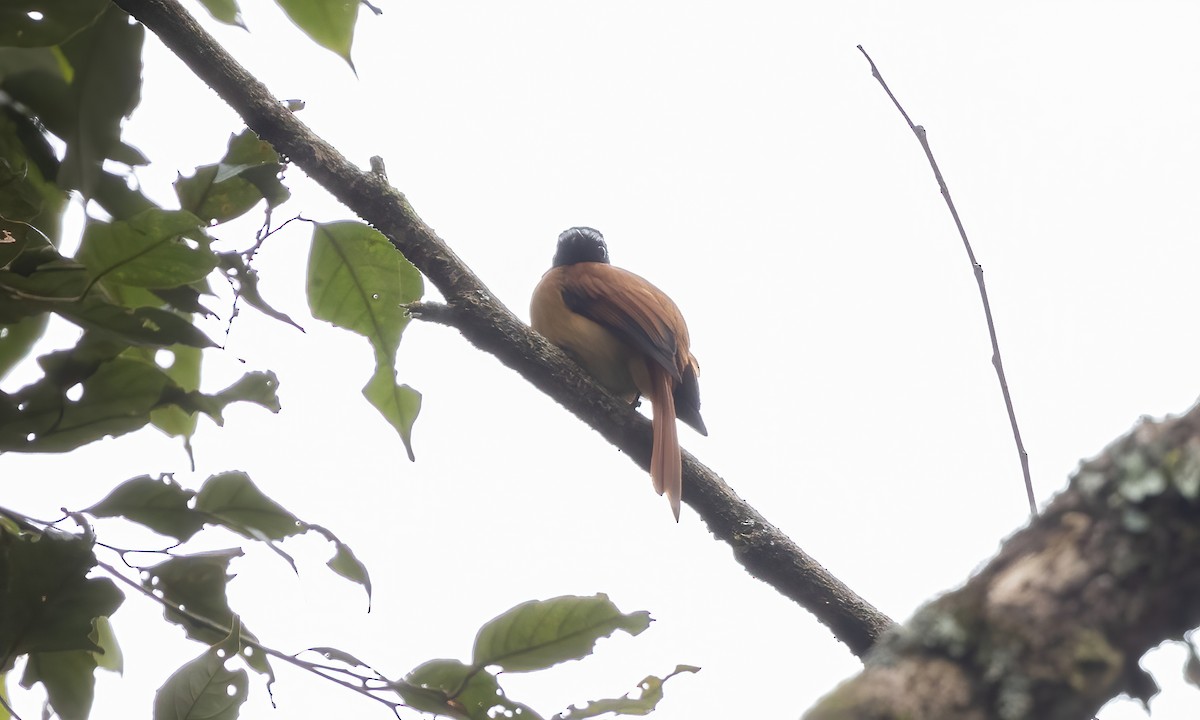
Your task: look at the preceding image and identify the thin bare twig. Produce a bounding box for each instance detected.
[857,45,1036,517]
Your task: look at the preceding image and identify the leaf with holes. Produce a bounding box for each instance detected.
[168,371,282,427]
[142,550,272,678]
[217,251,302,330]
[195,471,303,541]
[402,659,543,720]
[474,594,652,673]
[0,357,170,452]
[153,627,249,720]
[146,345,202,440]
[85,474,206,542]
[557,665,700,719]
[144,549,240,640]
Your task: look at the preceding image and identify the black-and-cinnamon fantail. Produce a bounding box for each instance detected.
[530,227,706,521]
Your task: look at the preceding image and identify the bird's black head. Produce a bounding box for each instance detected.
[552,226,610,267]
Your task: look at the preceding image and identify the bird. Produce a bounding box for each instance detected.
[530,226,706,521]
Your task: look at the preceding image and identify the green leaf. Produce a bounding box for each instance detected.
[93,168,157,220]
[0,108,68,261]
[473,595,653,673]
[20,648,97,720]
[0,356,169,452]
[85,474,205,542]
[0,531,124,670]
[151,285,218,317]
[0,162,41,223]
[307,647,369,668]
[0,53,74,148]
[307,221,423,453]
[275,0,359,68]
[0,675,10,720]
[144,550,240,638]
[18,617,123,720]
[196,0,246,28]
[402,659,543,720]
[0,315,48,382]
[306,524,372,606]
[0,348,273,454]
[145,551,272,676]
[362,364,420,461]
[0,259,214,346]
[32,332,124,386]
[90,616,122,674]
[57,6,144,198]
[153,625,249,720]
[148,345,201,440]
[77,210,213,289]
[0,0,109,47]
[170,370,282,426]
[85,302,213,346]
[108,141,149,167]
[306,221,422,358]
[212,366,279,410]
[60,301,216,348]
[557,665,700,720]
[0,259,89,299]
[218,130,286,185]
[174,130,289,225]
[327,541,371,604]
[217,251,302,330]
[142,549,271,678]
[195,471,303,541]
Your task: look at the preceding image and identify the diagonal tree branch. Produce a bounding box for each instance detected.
[805,402,1200,718]
[109,0,894,656]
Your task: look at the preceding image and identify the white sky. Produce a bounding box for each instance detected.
[4,1,1200,718]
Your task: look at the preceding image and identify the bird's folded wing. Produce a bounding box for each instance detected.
[559,264,688,380]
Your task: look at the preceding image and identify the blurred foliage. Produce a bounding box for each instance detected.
[0,2,691,719]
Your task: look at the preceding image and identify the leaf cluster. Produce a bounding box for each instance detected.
[0,6,295,454]
[2,469,372,720]
[0,3,687,719]
[0,1,423,458]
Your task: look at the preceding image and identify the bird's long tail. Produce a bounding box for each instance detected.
[649,366,682,521]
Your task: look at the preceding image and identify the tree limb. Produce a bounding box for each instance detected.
[806,402,1200,719]
[108,0,894,657]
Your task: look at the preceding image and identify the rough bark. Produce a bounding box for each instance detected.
[806,404,1200,719]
